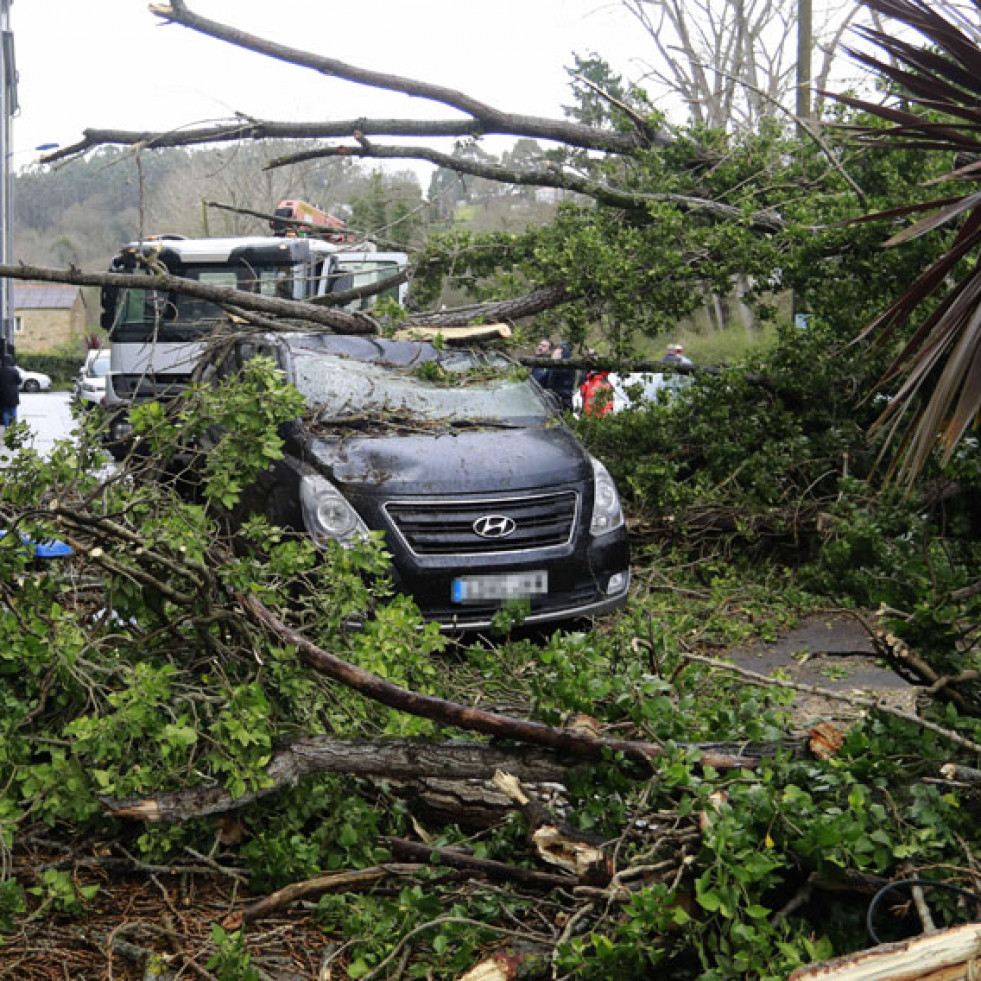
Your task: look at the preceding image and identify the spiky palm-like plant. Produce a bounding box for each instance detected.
[835,0,981,481]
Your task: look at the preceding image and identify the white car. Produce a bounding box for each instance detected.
[15,366,52,393]
[74,350,111,408]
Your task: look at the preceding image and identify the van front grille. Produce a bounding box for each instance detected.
[385,491,578,556]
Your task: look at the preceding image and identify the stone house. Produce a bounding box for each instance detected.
[13,283,87,353]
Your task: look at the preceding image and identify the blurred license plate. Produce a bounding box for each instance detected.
[451,571,548,604]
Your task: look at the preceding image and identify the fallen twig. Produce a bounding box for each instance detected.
[229,864,422,926]
[682,652,981,755]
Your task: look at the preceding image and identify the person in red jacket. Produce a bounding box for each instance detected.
[580,370,614,415]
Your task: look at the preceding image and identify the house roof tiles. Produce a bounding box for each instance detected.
[14,284,83,310]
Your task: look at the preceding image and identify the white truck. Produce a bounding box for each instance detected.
[100,222,408,450]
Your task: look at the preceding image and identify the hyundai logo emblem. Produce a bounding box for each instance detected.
[473,515,517,538]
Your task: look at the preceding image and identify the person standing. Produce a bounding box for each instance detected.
[547,340,577,411]
[580,370,614,415]
[662,343,693,366]
[531,338,554,385]
[0,354,19,427]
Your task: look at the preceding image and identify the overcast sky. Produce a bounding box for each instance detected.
[10,1,651,169]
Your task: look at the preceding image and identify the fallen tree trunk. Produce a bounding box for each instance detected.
[0,261,377,333]
[102,733,777,825]
[102,737,581,822]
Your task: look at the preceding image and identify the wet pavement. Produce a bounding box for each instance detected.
[15,391,74,450]
[726,612,916,727]
[0,391,76,466]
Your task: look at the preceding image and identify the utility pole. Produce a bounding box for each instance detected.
[0,0,15,359]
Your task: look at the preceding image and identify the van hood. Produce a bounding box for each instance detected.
[302,425,590,496]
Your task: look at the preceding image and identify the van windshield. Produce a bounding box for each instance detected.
[291,350,550,426]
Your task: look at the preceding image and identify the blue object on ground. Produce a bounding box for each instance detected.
[0,531,73,559]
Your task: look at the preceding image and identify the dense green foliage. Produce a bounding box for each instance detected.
[2,323,979,979]
[3,52,980,981]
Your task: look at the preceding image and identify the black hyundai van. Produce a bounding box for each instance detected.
[222,332,630,631]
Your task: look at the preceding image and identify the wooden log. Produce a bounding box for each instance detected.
[788,923,981,981]
[102,737,579,822]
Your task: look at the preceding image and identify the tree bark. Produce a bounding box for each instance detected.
[102,737,581,822]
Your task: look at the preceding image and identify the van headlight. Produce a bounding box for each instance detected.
[300,474,369,547]
[590,456,624,536]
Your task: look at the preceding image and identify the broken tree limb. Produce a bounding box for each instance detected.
[0,262,377,333]
[102,732,778,827]
[266,143,784,232]
[869,623,981,718]
[237,592,764,771]
[939,763,981,786]
[101,737,582,822]
[144,1,658,156]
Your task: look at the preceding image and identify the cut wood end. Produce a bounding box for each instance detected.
[458,954,517,981]
[532,824,606,876]
[221,912,244,932]
[101,797,162,821]
[809,722,846,760]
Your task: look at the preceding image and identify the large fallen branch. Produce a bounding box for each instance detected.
[266,143,784,232]
[238,592,763,770]
[145,1,660,154]
[45,1,657,165]
[0,262,376,333]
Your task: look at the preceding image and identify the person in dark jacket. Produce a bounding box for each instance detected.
[547,340,577,411]
[0,354,19,426]
[531,338,554,385]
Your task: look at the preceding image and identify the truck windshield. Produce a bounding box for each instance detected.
[291,350,550,426]
[113,263,299,332]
